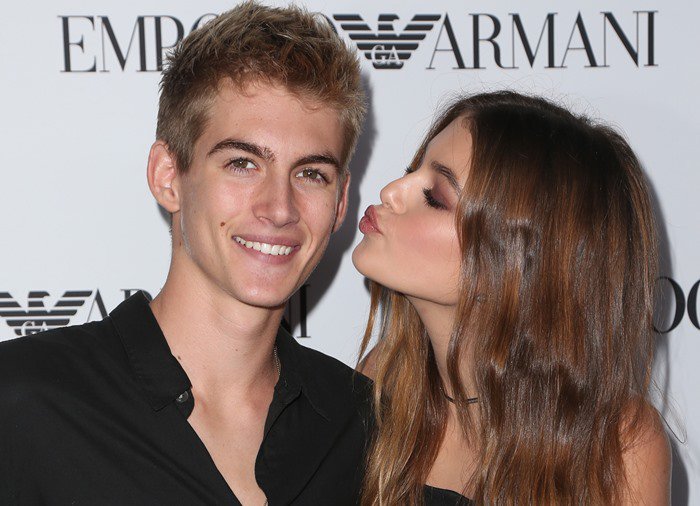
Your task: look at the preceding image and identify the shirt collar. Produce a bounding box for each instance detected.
[109,292,191,411]
[274,325,331,421]
[109,292,335,420]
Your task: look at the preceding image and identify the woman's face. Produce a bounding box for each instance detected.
[352,118,471,306]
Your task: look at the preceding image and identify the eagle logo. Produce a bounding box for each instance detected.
[0,290,94,337]
[333,13,442,69]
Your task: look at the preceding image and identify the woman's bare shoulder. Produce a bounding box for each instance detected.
[620,403,672,505]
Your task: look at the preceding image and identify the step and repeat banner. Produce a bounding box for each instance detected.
[1,0,698,502]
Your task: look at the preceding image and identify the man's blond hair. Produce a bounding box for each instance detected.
[157,1,365,175]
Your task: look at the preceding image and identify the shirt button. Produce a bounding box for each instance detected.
[176,391,190,403]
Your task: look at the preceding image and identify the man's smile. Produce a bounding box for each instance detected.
[233,236,295,256]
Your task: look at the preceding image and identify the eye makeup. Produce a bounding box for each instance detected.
[422,187,447,210]
[405,165,452,210]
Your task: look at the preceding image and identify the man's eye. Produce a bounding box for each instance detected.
[296,168,327,183]
[227,158,256,171]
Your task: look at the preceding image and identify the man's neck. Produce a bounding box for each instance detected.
[149,262,284,401]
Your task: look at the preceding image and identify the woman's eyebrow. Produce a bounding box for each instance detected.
[431,160,460,193]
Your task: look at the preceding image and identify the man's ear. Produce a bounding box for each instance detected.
[332,173,351,233]
[147,141,180,213]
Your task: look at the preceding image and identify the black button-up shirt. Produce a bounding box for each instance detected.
[0,293,371,505]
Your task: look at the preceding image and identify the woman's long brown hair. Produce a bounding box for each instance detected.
[360,91,658,505]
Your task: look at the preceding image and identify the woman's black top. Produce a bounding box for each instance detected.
[424,485,473,505]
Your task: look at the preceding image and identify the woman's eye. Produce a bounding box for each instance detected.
[296,168,328,183]
[227,158,256,171]
[423,188,447,210]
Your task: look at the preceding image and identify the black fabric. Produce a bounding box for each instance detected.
[423,485,473,506]
[0,292,372,505]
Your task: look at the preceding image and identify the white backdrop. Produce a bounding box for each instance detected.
[0,1,698,503]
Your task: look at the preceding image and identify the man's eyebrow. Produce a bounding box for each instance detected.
[431,160,461,193]
[294,153,342,174]
[207,138,275,162]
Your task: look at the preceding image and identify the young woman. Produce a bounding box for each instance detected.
[353,91,671,505]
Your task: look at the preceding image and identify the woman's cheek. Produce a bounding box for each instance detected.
[402,216,460,269]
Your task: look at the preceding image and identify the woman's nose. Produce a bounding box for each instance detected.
[379,175,407,212]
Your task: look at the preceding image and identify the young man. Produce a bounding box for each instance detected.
[0,3,369,504]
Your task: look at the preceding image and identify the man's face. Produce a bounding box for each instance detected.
[170,80,348,309]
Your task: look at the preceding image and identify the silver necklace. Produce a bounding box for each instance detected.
[263,348,281,506]
[273,345,281,378]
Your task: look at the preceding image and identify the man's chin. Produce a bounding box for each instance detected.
[246,298,288,311]
[234,288,294,311]
[227,268,315,311]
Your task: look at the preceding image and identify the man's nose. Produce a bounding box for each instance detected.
[252,172,301,228]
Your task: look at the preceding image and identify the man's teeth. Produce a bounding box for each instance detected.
[234,237,293,256]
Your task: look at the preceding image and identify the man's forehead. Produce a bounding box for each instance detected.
[215,77,334,116]
[195,80,344,161]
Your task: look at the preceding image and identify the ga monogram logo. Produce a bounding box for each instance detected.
[0,291,94,337]
[333,14,441,69]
